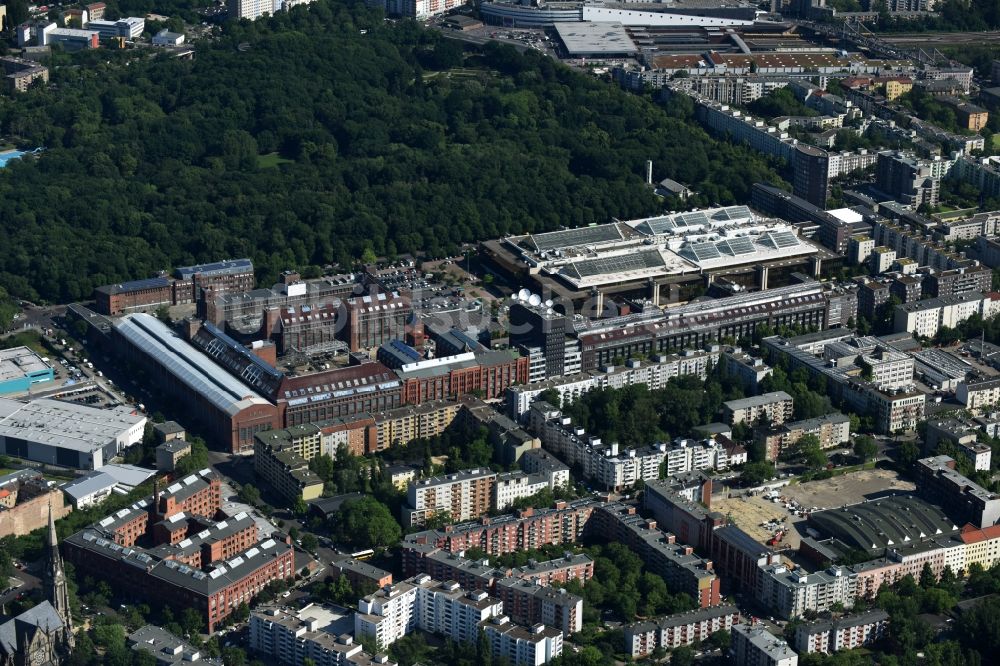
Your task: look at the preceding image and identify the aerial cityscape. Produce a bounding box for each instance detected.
[5,0,1000,664]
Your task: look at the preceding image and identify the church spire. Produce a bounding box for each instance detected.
[44,503,74,650]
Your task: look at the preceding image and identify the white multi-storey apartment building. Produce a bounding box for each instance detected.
[732,624,798,666]
[958,376,1000,412]
[759,565,857,621]
[661,439,730,477]
[518,449,570,489]
[355,576,504,650]
[482,616,563,666]
[624,605,741,657]
[793,610,889,654]
[356,581,420,649]
[493,472,551,511]
[526,402,668,491]
[894,293,999,338]
[251,604,394,666]
[229,0,273,19]
[505,349,718,418]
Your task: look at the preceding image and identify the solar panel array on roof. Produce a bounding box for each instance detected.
[560,250,665,279]
[763,230,800,249]
[683,242,722,262]
[718,237,755,256]
[389,340,421,362]
[525,224,623,253]
[174,258,253,280]
[96,277,171,295]
[633,205,754,237]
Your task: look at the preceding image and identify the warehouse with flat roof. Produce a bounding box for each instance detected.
[0,397,146,469]
[554,21,638,57]
[0,346,53,394]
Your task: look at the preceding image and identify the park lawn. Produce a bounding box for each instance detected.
[257,152,294,168]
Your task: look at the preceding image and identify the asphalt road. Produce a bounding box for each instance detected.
[0,570,41,607]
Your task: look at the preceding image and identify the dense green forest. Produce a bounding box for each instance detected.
[0,0,785,303]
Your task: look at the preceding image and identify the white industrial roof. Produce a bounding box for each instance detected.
[114,314,270,416]
[0,347,50,383]
[0,397,145,453]
[554,21,638,56]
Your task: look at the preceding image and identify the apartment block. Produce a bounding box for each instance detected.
[250,604,394,666]
[624,605,740,657]
[416,549,502,592]
[404,468,497,527]
[710,526,780,599]
[527,402,671,491]
[505,349,720,418]
[916,455,1000,528]
[759,564,857,620]
[496,579,584,636]
[590,504,720,609]
[355,575,510,654]
[401,500,600,561]
[894,293,997,338]
[372,400,462,451]
[848,235,875,266]
[923,266,992,299]
[721,348,772,392]
[722,392,794,426]
[518,449,571,490]
[958,376,1000,412]
[661,438,732,477]
[793,609,889,654]
[731,624,798,666]
[875,150,947,208]
[1,56,48,92]
[493,472,551,511]
[330,558,393,592]
[940,96,989,131]
[754,413,851,462]
[66,520,294,633]
[482,616,563,666]
[253,429,324,503]
[643,475,721,551]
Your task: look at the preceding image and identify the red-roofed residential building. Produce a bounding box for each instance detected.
[959,523,1000,571]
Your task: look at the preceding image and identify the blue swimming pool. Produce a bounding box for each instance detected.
[0,148,42,168]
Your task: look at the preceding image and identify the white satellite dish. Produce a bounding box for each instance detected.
[518,288,531,301]
[529,294,542,307]
[511,293,520,301]
[544,299,553,308]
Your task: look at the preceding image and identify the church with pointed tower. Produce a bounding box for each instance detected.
[0,506,75,666]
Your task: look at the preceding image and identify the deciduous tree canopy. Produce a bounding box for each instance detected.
[0,1,784,303]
